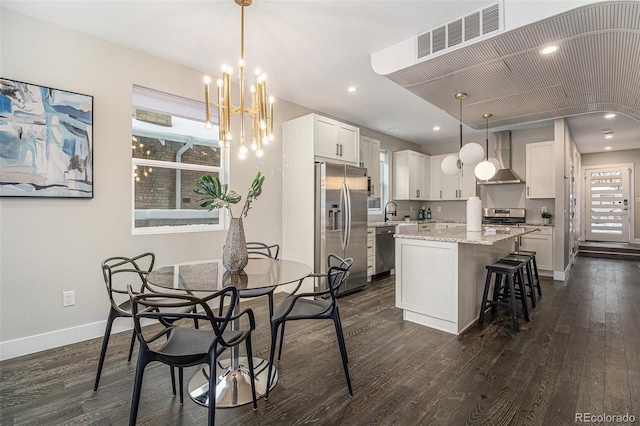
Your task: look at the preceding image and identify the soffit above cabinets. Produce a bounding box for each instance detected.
[380,1,640,130]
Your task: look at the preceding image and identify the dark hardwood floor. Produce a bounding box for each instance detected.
[2,256,639,425]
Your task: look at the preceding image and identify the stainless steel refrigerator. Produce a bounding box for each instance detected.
[315,162,368,295]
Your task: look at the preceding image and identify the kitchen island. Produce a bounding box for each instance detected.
[394,227,537,335]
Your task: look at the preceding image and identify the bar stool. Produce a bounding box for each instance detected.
[499,254,536,308]
[479,260,530,332]
[510,250,542,297]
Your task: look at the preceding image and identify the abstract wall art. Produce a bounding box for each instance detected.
[0,78,93,198]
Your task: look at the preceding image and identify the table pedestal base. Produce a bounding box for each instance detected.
[188,357,277,408]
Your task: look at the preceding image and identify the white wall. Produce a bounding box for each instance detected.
[0,10,285,359]
[0,9,421,359]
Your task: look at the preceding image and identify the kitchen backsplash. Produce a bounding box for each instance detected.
[481,184,555,223]
[369,186,555,224]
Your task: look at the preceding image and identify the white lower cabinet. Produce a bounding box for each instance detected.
[519,226,553,271]
[367,227,375,281]
[436,222,466,230]
[418,223,436,232]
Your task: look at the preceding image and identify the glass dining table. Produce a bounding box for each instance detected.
[146,258,312,408]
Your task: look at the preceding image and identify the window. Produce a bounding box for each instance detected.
[132,86,225,234]
[379,150,389,210]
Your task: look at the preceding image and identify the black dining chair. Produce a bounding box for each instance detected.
[93,253,155,392]
[94,253,197,392]
[219,242,279,321]
[265,254,353,400]
[127,285,257,426]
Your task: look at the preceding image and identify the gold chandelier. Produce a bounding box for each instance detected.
[203,0,274,159]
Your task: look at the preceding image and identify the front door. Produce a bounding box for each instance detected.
[585,166,631,243]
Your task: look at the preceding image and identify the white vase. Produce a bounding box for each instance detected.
[466,196,482,232]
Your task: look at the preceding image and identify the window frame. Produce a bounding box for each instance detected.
[131,86,228,235]
[379,149,389,213]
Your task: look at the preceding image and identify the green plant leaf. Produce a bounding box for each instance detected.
[194,171,265,219]
[193,175,242,215]
[241,171,266,217]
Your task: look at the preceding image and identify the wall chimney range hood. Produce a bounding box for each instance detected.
[478,130,523,185]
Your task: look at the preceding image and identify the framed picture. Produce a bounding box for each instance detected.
[0,78,93,198]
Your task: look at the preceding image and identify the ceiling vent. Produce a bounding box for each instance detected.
[416,1,502,61]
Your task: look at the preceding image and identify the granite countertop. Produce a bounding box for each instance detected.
[369,221,553,228]
[368,219,466,228]
[393,226,538,246]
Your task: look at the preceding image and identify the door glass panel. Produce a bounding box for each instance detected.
[586,167,630,242]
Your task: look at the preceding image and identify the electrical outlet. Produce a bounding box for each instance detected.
[63,291,75,307]
[542,206,547,213]
[410,206,414,212]
[636,197,640,203]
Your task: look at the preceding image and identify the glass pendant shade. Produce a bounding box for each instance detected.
[473,112,497,180]
[474,160,497,180]
[459,142,484,165]
[441,154,461,175]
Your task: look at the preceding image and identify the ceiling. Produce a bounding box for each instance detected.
[3,0,639,154]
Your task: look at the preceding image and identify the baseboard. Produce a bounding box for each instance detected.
[553,262,572,281]
[0,318,154,361]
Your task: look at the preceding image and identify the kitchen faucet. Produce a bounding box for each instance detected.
[384,201,398,222]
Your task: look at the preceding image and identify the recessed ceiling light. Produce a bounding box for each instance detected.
[539,45,559,55]
[433,126,440,131]
[347,86,357,92]
[605,146,612,150]
[605,113,616,118]
[605,134,613,139]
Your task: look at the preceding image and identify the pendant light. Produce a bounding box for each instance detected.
[441,92,484,176]
[474,113,497,180]
[203,0,275,159]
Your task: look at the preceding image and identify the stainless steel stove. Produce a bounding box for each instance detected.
[482,208,526,226]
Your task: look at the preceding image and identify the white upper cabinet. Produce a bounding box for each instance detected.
[431,154,477,200]
[459,163,477,199]
[422,154,431,200]
[526,141,555,198]
[360,136,381,198]
[393,150,430,200]
[314,115,359,164]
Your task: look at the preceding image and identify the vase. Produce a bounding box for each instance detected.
[466,196,482,232]
[222,218,248,273]
[543,218,550,226]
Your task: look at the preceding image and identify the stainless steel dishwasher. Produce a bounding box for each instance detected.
[375,226,395,275]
